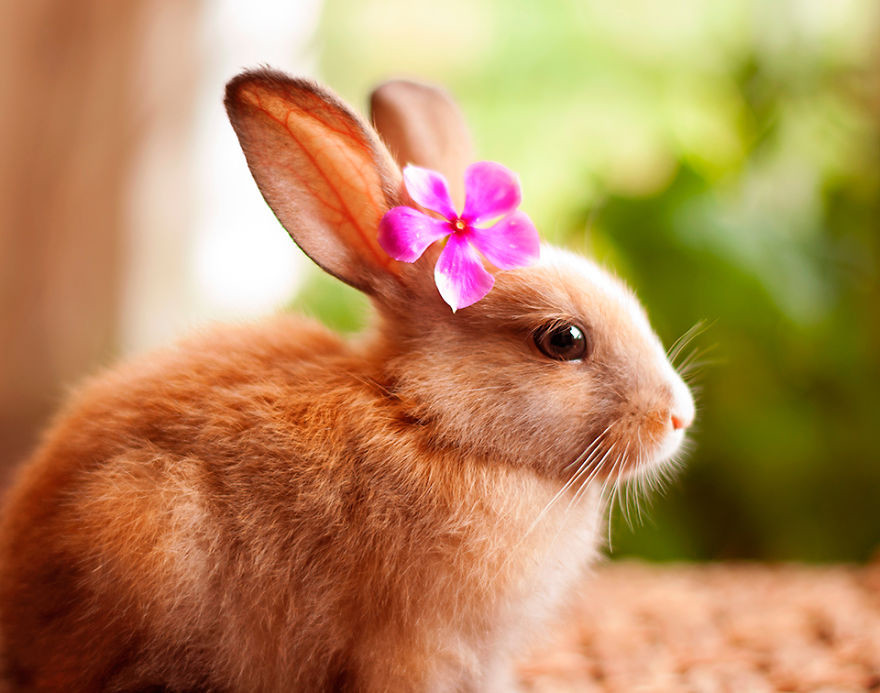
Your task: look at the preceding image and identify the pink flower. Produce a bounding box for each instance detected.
[378,162,540,311]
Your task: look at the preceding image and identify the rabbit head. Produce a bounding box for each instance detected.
[225,70,694,486]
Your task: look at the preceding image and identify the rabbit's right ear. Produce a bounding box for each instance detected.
[370,80,474,209]
[225,69,405,295]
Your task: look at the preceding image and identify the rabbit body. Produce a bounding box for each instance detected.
[0,316,602,691]
[0,70,693,691]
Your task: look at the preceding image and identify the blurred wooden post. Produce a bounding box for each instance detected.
[0,1,193,485]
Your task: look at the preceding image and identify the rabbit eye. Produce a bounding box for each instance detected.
[534,322,588,361]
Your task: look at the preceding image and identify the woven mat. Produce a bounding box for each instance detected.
[519,561,880,692]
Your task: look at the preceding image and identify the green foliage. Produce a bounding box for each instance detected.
[316,0,880,561]
[289,269,370,335]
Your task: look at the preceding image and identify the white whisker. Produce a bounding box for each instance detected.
[667,320,709,365]
[503,423,617,569]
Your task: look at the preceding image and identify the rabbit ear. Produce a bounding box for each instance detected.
[225,69,405,294]
[370,80,474,209]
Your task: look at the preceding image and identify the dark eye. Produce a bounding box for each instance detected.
[534,322,589,361]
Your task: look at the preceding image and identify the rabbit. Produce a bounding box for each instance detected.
[0,68,695,692]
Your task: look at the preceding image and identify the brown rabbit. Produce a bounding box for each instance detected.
[0,69,694,692]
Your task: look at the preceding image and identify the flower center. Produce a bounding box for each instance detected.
[452,218,467,233]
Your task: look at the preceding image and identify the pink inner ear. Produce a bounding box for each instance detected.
[227,74,405,290]
[263,92,393,267]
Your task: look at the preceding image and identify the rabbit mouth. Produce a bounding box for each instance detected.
[558,416,690,508]
[652,427,688,468]
[569,371,695,489]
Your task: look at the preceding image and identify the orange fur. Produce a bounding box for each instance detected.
[0,71,693,691]
[0,317,602,691]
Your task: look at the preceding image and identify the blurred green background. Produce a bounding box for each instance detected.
[2,0,876,565]
[294,0,880,562]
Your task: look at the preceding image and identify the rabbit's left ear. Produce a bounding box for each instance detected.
[225,69,406,295]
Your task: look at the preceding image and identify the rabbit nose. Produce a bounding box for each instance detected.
[669,376,695,430]
[671,413,689,430]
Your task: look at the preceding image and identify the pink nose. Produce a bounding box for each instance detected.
[671,414,687,430]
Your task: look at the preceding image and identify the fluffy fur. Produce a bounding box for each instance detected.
[0,70,693,692]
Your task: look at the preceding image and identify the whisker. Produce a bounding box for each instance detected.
[679,358,722,379]
[599,452,625,549]
[563,423,614,471]
[538,437,618,560]
[563,440,618,548]
[677,343,718,373]
[510,423,616,558]
[567,441,617,511]
[618,443,635,529]
[606,476,619,550]
[668,320,712,366]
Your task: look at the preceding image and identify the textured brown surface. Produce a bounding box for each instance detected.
[520,560,880,692]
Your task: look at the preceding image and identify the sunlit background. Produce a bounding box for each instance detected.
[1,0,878,562]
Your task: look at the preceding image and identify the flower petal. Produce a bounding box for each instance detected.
[468,210,540,270]
[462,161,521,225]
[434,233,495,311]
[378,207,451,262]
[403,165,457,220]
